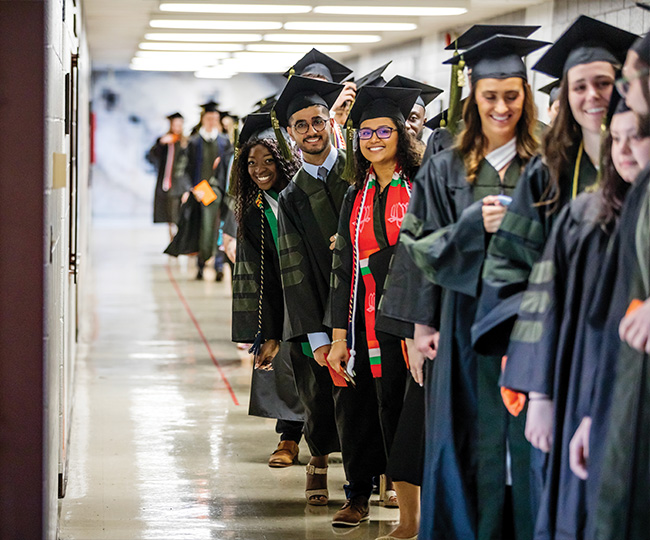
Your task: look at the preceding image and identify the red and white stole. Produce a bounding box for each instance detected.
[347,165,411,377]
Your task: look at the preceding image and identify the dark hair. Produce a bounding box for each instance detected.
[539,64,616,212]
[352,116,421,188]
[597,116,635,227]
[232,138,301,234]
[634,54,650,137]
[456,78,538,185]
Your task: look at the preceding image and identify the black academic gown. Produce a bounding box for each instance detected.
[147,138,191,223]
[401,148,531,540]
[472,152,597,355]
[278,150,383,484]
[501,193,615,540]
[586,166,650,540]
[325,184,423,486]
[232,202,303,423]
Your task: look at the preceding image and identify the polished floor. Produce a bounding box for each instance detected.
[59,219,400,540]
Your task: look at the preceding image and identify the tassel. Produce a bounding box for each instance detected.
[341,116,356,181]
[447,46,463,136]
[288,67,295,80]
[271,109,292,160]
[233,120,240,148]
[248,332,263,357]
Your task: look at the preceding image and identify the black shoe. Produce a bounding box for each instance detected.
[195,268,204,280]
[216,270,224,282]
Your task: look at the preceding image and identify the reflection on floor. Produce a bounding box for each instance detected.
[59,220,400,540]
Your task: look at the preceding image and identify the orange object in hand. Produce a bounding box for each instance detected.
[193,180,217,206]
[500,355,527,417]
[627,298,644,316]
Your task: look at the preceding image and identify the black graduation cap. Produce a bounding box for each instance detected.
[252,93,278,113]
[538,80,561,106]
[445,24,540,51]
[348,86,421,129]
[444,35,550,83]
[348,62,392,88]
[533,15,638,79]
[272,75,344,127]
[636,2,650,11]
[385,75,443,108]
[424,98,468,130]
[238,113,273,146]
[283,48,353,83]
[166,112,183,120]
[200,100,220,113]
[632,34,650,65]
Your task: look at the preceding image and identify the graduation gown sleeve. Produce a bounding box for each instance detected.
[231,207,284,343]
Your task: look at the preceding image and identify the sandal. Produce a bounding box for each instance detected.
[379,474,399,508]
[305,463,329,506]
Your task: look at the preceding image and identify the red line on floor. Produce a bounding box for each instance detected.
[165,264,240,406]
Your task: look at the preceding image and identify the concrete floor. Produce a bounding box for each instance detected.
[58,220,400,540]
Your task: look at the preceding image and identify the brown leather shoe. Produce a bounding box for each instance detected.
[268,440,299,468]
[332,496,370,527]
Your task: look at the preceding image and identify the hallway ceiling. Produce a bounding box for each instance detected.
[83,0,547,73]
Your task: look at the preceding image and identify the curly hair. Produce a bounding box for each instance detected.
[352,117,422,188]
[232,138,301,235]
[456,79,538,185]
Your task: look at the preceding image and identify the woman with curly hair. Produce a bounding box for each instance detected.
[398,34,547,539]
[231,130,340,505]
[325,85,424,539]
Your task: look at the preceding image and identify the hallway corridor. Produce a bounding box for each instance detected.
[58,219,399,540]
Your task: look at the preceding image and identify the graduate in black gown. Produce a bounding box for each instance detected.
[400,34,547,540]
[568,34,650,540]
[230,121,309,469]
[146,112,191,241]
[325,85,424,540]
[501,96,650,540]
[273,76,385,525]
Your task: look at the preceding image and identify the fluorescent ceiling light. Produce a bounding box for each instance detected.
[264,33,381,43]
[130,62,205,72]
[246,44,350,53]
[135,51,231,60]
[220,58,291,73]
[139,42,244,51]
[232,51,300,61]
[313,6,467,16]
[195,68,237,79]
[150,19,282,30]
[160,3,313,14]
[144,33,262,42]
[284,21,416,31]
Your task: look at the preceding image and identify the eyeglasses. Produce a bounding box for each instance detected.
[291,117,328,135]
[615,67,650,97]
[358,126,396,140]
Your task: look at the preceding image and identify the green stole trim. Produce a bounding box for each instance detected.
[263,189,280,252]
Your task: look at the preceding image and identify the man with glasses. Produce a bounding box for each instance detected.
[273,75,386,527]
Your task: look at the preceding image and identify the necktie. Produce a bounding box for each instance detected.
[317,166,328,183]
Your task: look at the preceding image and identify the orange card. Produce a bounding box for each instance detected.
[627,299,644,316]
[324,354,349,387]
[193,180,217,206]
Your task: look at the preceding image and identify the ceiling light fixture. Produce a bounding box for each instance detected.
[139,42,245,52]
[144,32,263,42]
[246,44,351,53]
[194,67,238,79]
[264,33,381,43]
[159,3,313,14]
[313,6,467,16]
[135,51,231,60]
[149,19,283,30]
[283,21,417,31]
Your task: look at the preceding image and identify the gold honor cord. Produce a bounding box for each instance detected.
[572,140,584,200]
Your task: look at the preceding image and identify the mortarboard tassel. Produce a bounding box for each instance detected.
[447,47,464,136]
[341,114,356,181]
[271,109,293,160]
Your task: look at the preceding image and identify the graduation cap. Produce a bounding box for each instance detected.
[200,100,221,113]
[283,47,353,83]
[424,98,468,130]
[444,35,550,84]
[252,93,278,114]
[636,2,650,10]
[237,113,281,147]
[538,80,561,106]
[347,62,392,88]
[166,112,183,120]
[273,75,344,127]
[445,24,541,51]
[385,75,443,108]
[533,15,638,79]
[631,34,650,65]
[348,86,422,129]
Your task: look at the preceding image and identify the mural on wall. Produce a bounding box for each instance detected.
[91,70,284,220]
